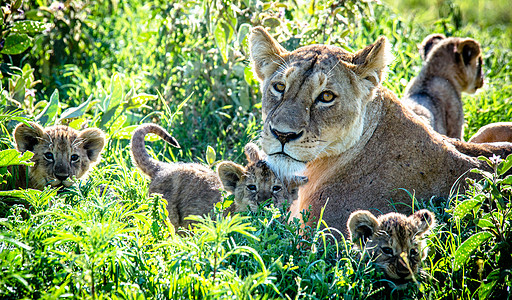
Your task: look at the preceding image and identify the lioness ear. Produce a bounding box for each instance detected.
[14,122,45,152]
[419,33,445,60]
[244,142,265,163]
[79,128,106,162]
[410,209,436,235]
[217,161,245,193]
[456,39,481,66]
[350,36,392,86]
[347,210,379,249]
[249,26,289,81]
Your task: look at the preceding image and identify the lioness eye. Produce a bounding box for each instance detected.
[318,91,335,103]
[247,185,257,192]
[381,247,393,255]
[70,154,79,162]
[272,185,282,193]
[44,152,54,160]
[410,248,418,256]
[273,82,286,93]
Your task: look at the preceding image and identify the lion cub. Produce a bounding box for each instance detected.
[402,34,484,140]
[217,143,307,212]
[12,122,105,190]
[131,124,304,229]
[348,209,435,282]
[469,122,512,143]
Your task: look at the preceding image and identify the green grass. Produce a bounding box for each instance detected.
[1,0,512,299]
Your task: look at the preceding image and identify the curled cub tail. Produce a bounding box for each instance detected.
[131,123,180,178]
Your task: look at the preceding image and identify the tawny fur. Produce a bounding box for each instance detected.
[217,142,307,212]
[402,34,484,140]
[12,122,105,190]
[468,122,512,143]
[130,123,222,229]
[348,210,435,281]
[248,27,512,237]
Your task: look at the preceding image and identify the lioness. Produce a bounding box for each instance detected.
[12,122,105,190]
[249,27,512,235]
[217,142,307,212]
[402,34,484,140]
[468,122,512,143]
[348,209,435,282]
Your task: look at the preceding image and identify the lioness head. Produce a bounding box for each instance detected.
[217,142,307,211]
[249,27,392,178]
[420,33,484,93]
[14,122,106,189]
[348,209,435,281]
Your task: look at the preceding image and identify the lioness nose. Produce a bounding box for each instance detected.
[270,126,303,145]
[55,173,69,181]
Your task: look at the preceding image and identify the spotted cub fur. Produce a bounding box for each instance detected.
[12,122,105,190]
[347,209,435,281]
[217,143,307,212]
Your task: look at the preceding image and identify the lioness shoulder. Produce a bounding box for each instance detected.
[12,122,105,190]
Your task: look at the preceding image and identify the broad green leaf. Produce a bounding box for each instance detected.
[478,279,497,300]
[206,145,216,166]
[0,33,32,55]
[498,154,512,175]
[125,93,157,109]
[476,218,494,229]
[262,17,280,28]
[237,23,251,45]
[112,125,160,141]
[10,20,50,35]
[453,199,481,219]
[36,89,59,126]
[244,65,256,86]
[60,95,93,120]
[0,149,34,167]
[453,232,493,271]
[478,155,494,168]
[100,73,124,127]
[214,22,228,63]
[500,175,512,185]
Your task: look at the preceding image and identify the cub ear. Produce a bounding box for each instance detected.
[249,26,289,81]
[410,209,436,235]
[217,161,245,193]
[419,33,446,60]
[78,128,106,162]
[456,38,481,66]
[14,122,45,152]
[350,36,392,86]
[288,175,308,189]
[347,210,379,249]
[244,142,265,163]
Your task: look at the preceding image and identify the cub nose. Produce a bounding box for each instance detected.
[55,173,69,181]
[270,126,303,145]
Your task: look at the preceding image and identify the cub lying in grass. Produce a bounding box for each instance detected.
[469,122,512,143]
[12,122,105,190]
[348,209,435,283]
[131,124,305,229]
[402,34,484,140]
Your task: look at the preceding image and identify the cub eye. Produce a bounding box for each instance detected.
[44,152,54,160]
[272,185,282,193]
[273,82,286,93]
[317,91,336,103]
[246,185,257,192]
[70,154,79,162]
[410,248,418,256]
[381,247,393,255]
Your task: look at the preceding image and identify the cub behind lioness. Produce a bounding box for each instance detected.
[402,34,484,139]
[11,122,105,190]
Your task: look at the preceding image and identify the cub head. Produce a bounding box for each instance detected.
[249,26,392,178]
[420,34,484,93]
[217,142,307,211]
[347,209,435,281]
[14,122,106,189]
